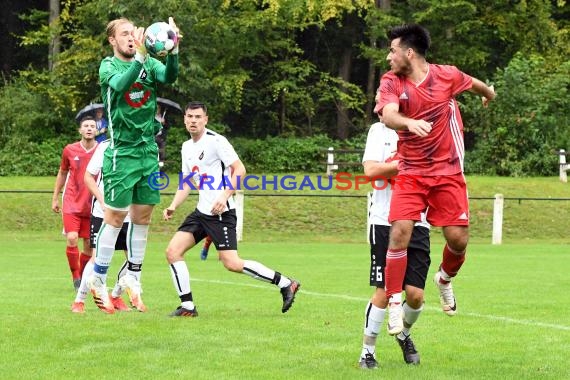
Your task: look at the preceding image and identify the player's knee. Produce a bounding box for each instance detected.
[220,255,241,272]
[165,245,183,263]
[66,232,79,246]
[404,286,424,308]
[405,294,424,308]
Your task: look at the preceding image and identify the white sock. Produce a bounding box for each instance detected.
[170,261,191,296]
[389,293,402,305]
[242,260,291,287]
[111,260,128,298]
[361,302,385,358]
[398,302,423,339]
[93,223,122,283]
[75,260,94,303]
[439,268,452,282]
[126,223,148,279]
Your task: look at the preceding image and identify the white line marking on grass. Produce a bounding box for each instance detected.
[193,278,570,331]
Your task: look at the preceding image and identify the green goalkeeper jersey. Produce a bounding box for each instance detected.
[99,54,178,151]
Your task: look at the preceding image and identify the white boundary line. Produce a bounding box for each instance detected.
[193,278,570,332]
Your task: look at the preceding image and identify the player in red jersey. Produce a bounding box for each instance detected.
[374,24,495,334]
[52,116,98,290]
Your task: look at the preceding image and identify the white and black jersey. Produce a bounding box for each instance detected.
[362,122,428,228]
[181,128,240,216]
[86,140,131,222]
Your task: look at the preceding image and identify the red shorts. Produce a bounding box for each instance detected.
[388,173,469,227]
[63,213,91,239]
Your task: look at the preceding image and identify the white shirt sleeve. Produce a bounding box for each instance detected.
[216,136,240,167]
[362,122,395,163]
[87,141,108,176]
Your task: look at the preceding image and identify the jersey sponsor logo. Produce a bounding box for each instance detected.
[124,82,151,108]
[399,92,409,100]
[139,68,147,80]
[74,156,80,160]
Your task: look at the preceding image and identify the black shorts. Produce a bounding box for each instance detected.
[90,215,129,251]
[177,209,238,251]
[368,224,431,289]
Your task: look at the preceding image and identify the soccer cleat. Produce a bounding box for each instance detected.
[200,246,209,260]
[170,306,199,317]
[434,271,457,316]
[387,302,404,335]
[119,275,146,312]
[280,280,301,313]
[71,301,85,314]
[87,276,114,314]
[396,335,420,364]
[111,295,131,312]
[358,353,379,369]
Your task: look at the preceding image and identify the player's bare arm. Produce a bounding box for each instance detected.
[52,168,69,213]
[211,159,246,215]
[469,78,496,107]
[84,170,105,212]
[383,103,432,137]
[163,182,192,221]
[363,159,399,179]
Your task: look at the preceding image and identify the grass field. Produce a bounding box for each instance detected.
[0,176,569,379]
[1,234,569,379]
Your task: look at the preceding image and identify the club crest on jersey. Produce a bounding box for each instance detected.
[124,82,151,108]
[199,151,204,160]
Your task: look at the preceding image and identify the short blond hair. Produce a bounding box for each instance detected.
[106,18,132,38]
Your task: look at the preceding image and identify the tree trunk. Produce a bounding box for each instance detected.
[336,46,352,139]
[364,35,377,126]
[49,0,60,71]
[365,0,391,124]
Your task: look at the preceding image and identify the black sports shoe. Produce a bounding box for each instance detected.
[280,280,301,313]
[169,306,198,317]
[396,335,420,364]
[358,353,378,369]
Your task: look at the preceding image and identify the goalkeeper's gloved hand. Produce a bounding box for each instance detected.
[168,16,181,55]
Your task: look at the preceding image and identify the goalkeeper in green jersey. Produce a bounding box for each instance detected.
[87,17,180,314]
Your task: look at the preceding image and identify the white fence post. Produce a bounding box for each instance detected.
[559,149,568,183]
[492,193,504,245]
[235,190,244,241]
[326,147,338,176]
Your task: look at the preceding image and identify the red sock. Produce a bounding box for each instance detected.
[385,249,407,300]
[204,236,212,249]
[79,252,92,277]
[440,244,466,278]
[66,246,80,280]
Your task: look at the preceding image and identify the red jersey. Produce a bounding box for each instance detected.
[59,141,97,216]
[376,64,472,176]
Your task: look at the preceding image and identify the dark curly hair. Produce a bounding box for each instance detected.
[387,24,431,57]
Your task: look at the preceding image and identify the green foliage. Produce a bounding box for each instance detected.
[0,78,78,148]
[4,0,570,177]
[0,137,65,176]
[464,53,570,176]
[232,135,335,172]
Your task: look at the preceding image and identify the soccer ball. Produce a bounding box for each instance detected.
[145,22,178,57]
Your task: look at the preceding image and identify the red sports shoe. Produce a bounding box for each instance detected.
[71,301,85,314]
[111,296,131,312]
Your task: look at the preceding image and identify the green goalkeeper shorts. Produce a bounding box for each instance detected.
[102,146,160,209]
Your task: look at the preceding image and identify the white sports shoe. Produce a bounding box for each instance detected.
[119,274,146,312]
[387,302,404,335]
[434,271,457,316]
[87,275,114,314]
